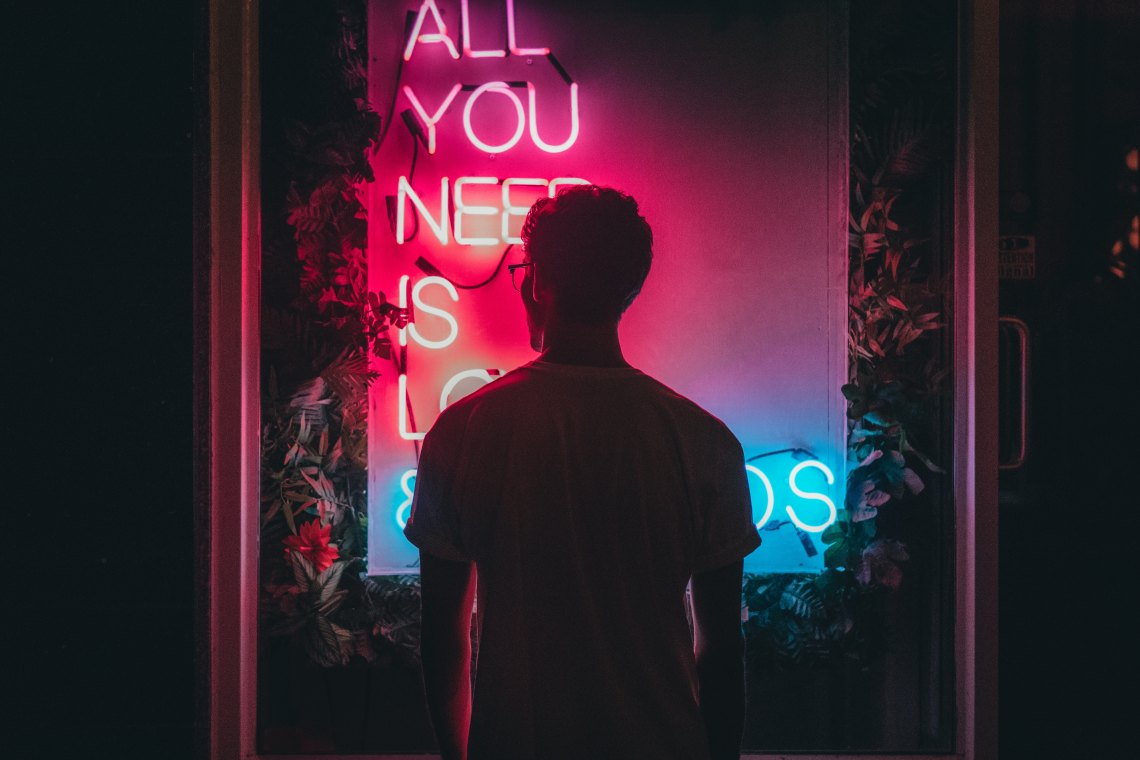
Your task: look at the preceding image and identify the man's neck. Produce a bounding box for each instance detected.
[538,318,629,368]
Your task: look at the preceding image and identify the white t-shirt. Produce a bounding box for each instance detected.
[404,359,761,759]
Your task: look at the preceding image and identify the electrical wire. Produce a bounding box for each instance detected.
[375,12,417,151]
[746,447,818,462]
[416,244,514,290]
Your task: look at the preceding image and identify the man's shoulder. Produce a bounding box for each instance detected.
[428,364,535,430]
[638,374,740,443]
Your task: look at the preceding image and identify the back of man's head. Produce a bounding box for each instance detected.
[521,185,654,324]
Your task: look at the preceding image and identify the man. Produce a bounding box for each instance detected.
[404,185,761,759]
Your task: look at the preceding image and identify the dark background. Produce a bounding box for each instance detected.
[6,1,196,757]
[4,0,1136,758]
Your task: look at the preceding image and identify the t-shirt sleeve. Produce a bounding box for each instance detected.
[402,426,471,562]
[692,428,762,573]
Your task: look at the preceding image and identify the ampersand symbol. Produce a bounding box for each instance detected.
[396,469,417,529]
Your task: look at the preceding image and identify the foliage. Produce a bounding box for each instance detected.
[747,1,952,665]
[258,0,413,668]
[257,0,953,671]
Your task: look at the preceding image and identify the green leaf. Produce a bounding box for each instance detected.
[821,521,846,545]
[282,499,297,535]
[290,551,316,591]
[824,539,848,569]
[313,560,346,603]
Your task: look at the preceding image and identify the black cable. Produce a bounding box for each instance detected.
[746,447,818,462]
[375,54,404,150]
[375,12,417,151]
[415,245,514,290]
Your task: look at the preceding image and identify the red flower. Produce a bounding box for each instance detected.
[283,520,340,573]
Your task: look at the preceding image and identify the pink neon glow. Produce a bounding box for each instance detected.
[460,0,506,58]
[745,464,776,529]
[403,84,462,155]
[502,178,549,244]
[397,274,410,347]
[408,276,460,349]
[462,82,526,154]
[397,175,450,244]
[547,177,590,196]
[439,369,499,411]
[398,374,426,441]
[527,82,579,153]
[403,0,460,61]
[506,0,549,56]
[454,176,502,246]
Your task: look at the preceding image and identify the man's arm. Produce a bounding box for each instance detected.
[420,550,477,760]
[690,559,746,760]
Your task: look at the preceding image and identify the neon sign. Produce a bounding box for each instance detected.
[371,0,842,573]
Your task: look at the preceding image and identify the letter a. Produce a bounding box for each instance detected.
[404,0,460,61]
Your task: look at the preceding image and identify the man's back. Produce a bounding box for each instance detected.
[406,360,760,759]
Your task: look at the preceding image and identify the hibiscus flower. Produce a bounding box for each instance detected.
[282,520,340,573]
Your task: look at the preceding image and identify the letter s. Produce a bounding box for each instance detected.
[409,276,459,349]
[785,460,837,533]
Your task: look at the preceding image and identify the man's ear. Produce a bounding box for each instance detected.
[531,264,548,304]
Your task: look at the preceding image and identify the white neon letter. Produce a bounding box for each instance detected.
[745,464,776,530]
[398,375,426,441]
[785,460,838,533]
[398,274,410,347]
[460,0,506,58]
[548,177,590,197]
[403,84,462,155]
[501,178,548,244]
[454,176,501,246]
[409,276,459,349]
[403,0,460,61]
[527,82,579,153]
[506,0,549,56]
[462,82,526,154]
[397,175,450,245]
[395,469,417,529]
[439,369,498,411]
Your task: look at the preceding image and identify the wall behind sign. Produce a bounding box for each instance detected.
[366,0,845,574]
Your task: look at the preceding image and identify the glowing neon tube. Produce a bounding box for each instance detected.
[502,178,549,243]
[397,175,449,245]
[745,464,776,529]
[408,276,460,349]
[460,0,506,58]
[785,460,838,532]
[527,82,579,153]
[454,176,501,246]
[403,0,460,61]
[403,84,462,155]
[395,469,417,529]
[463,82,526,154]
[506,0,550,56]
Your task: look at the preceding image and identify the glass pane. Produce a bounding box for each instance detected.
[257,0,957,753]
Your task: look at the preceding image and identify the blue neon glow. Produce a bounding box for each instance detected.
[395,468,417,529]
[745,464,775,529]
[784,460,837,532]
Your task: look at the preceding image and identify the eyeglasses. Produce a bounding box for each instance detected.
[507,261,534,292]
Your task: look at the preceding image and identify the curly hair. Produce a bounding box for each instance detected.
[521,185,654,324]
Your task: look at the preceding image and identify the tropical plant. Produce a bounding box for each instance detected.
[258,0,415,668]
[744,1,952,665]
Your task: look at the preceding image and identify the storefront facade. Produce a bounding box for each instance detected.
[200,0,997,756]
